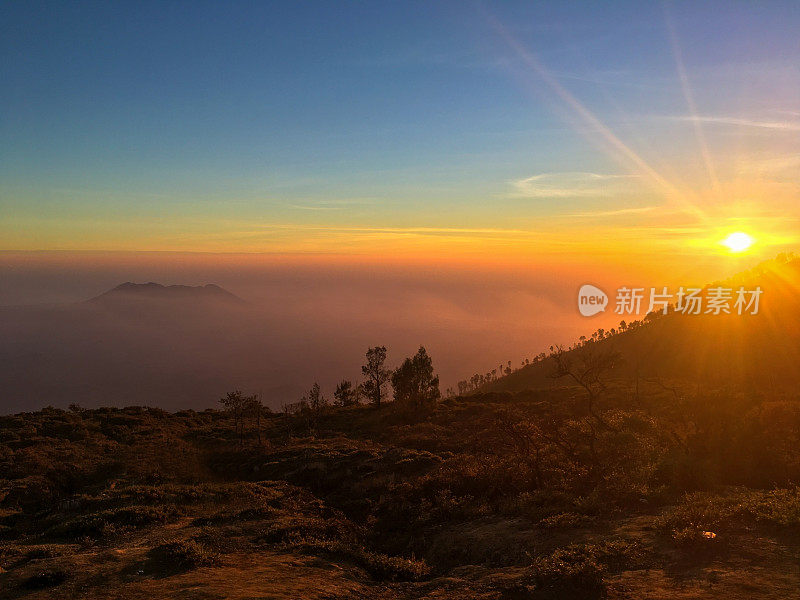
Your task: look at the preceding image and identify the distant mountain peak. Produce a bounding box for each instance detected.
[88,282,245,304]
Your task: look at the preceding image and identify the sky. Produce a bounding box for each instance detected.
[2,0,799,279]
[1,1,799,407]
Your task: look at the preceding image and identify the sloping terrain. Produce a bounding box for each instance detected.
[483,255,800,394]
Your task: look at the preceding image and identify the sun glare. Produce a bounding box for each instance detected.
[721,232,755,253]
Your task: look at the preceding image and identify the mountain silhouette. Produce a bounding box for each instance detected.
[88,282,246,305]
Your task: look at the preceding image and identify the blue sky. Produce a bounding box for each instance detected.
[2,1,799,257]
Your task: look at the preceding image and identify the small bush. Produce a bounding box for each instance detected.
[23,568,68,589]
[0,524,14,540]
[284,538,430,581]
[2,476,54,510]
[257,515,357,545]
[355,547,431,581]
[670,527,722,555]
[47,505,177,539]
[24,545,63,560]
[147,540,218,573]
[531,552,605,599]
[656,487,800,535]
[538,512,595,529]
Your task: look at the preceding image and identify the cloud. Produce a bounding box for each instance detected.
[287,199,375,211]
[288,204,347,211]
[508,172,639,199]
[673,115,800,132]
[738,154,800,177]
[565,206,660,218]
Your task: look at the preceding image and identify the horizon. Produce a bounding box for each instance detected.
[0,250,795,415]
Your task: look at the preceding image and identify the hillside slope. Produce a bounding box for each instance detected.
[483,255,800,394]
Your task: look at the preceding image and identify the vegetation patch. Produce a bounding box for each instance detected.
[22,568,69,590]
[146,540,219,573]
[286,537,430,581]
[656,487,800,536]
[530,552,606,600]
[46,505,179,539]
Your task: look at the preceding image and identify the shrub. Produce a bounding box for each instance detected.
[47,505,177,539]
[23,568,68,589]
[538,512,595,529]
[2,476,54,510]
[285,538,430,581]
[531,551,605,599]
[147,540,219,573]
[0,525,14,540]
[356,547,430,581]
[24,545,63,560]
[670,527,722,556]
[257,515,358,545]
[655,487,800,535]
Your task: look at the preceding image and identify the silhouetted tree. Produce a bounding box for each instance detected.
[362,346,390,406]
[220,390,255,446]
[294,383,326,433]
[244,393,265,445]
[551,344,621,430]
[391,346,440,409]
[307,382,326,412]
[333,379,360,406]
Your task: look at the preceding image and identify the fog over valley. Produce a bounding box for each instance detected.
[0,255,601,413]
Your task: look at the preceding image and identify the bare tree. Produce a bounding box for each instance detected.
[550,344,621,430]
[244,393,266,446]
[219,390,256,446]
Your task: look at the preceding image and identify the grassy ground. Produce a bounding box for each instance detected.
[2,394,800,599]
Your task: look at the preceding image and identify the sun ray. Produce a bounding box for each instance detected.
[664,4,720,195]
[485,12,709,224]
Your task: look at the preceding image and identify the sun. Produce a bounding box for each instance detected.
[721,232,755,253]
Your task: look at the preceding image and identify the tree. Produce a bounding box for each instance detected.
[550,344,620,430]
[333,380,360,406]
[362,346,390,406]
[295,382,326,433]
[307,382,326,412]
[391,346,440,409]
[220,390,255,446]
[244,393,265,445]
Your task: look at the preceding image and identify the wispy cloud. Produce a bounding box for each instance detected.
[508,172,639,199]
[565,206,660,218]
[673,115,800,132]
[287,199,375,211]
[262,225,536,237]
[288,204,347,211]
